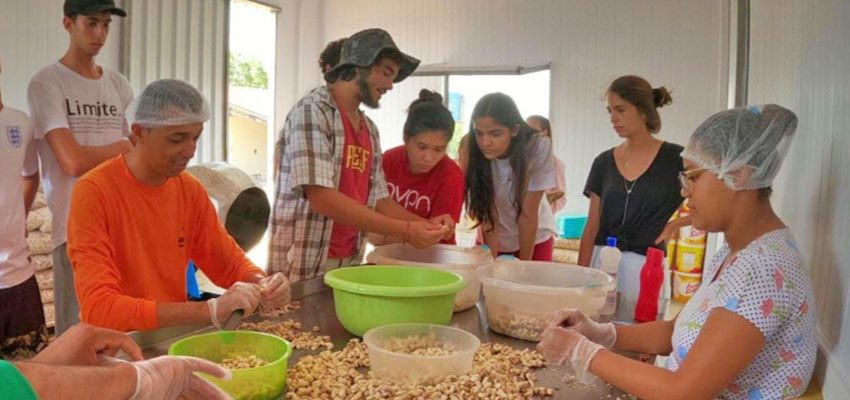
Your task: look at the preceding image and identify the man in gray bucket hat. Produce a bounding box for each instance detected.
[323,28,420,86]
[269,28,453,282]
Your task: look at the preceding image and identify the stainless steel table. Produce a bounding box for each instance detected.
[131,277,637,399]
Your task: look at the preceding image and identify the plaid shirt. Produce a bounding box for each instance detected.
[269,85,389,282]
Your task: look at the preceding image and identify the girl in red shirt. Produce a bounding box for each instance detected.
[374,90,465,244]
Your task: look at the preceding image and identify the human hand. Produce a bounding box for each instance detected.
[33,323,143,365]
[207,282,262,329]
[655,214,692,244]
[429,214,456,240]
[259,273,291,309]
[654,220,679,244]
[406,220,448,248]
[547,308,617,348]
[537,327,603,383]
[130,356,233,400]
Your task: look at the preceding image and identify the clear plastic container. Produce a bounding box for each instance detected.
[367,244,492,312]
[364,323,480,384]
[477,260,615,342]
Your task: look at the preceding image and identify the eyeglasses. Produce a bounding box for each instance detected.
[678,168,705,194]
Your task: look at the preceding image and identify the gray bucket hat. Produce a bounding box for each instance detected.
[324,28,420,83]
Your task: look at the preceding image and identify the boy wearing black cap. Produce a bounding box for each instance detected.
[26,0,133,335]
[270,28,454,282]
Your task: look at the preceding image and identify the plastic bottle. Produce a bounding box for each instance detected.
[599,237,622,320]
[634,247,665,323]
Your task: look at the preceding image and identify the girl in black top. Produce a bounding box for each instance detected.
[578,75,688,317]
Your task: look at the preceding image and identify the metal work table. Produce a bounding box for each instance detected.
[131,277,637,399]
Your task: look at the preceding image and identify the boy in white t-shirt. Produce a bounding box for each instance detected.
[27,0,132,335]
[0,57,48,359]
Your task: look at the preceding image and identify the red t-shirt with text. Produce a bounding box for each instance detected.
[381,145,465,244]
[328,105,372,258]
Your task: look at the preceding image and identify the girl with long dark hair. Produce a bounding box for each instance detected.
[464,93,558,260]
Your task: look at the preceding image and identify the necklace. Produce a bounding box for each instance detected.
[622,178,638,226]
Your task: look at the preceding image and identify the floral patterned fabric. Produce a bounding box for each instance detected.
[667,228,816,399]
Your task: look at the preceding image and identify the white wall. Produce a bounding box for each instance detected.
[270,0,324,137]
[748,1,850,398]
[0,0,122,112]
[0,0,228,165]
[122,0,228,164]
[311,0,730,197]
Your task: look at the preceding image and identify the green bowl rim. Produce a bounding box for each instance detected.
[323,265,466,297]
[167,330,293,372]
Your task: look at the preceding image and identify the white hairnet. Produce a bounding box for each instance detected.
[682,104,797,191]
[129,79,210,128]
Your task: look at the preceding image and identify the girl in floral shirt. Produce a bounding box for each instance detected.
[537,104,816,400]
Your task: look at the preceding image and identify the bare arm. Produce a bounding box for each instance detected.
[156,270,263,328]
[578,193,601,266]
[517,190,545,260]
[612,318,676,355]
[589,309,764,400]
[44,128,132,177]
[369,198,429,244]
[655,214,693,244]
[13,361,136,400]
[156,301,213,328]
[376,197,426,222]
[304,185,406,237]
[23,172,40,216]
[368,232,402,246]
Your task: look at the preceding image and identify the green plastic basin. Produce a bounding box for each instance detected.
[323,265,466,336]
[168,331,291,400]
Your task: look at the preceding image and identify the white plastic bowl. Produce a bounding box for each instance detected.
[363,323,480,384]
[367,244,492,312]
[477,260,615,341]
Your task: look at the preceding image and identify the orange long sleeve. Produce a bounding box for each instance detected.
[68,156,264,331]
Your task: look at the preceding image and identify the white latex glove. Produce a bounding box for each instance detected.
[537,327,603,384]
[207,282,262,329]
[547,308,617,348]
[259,273,291,309]
[130,356,233,400]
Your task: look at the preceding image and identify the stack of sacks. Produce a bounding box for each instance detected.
[26,191,55,328]
[553,238,580,264]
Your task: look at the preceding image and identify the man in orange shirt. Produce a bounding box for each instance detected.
[67,79,290,332]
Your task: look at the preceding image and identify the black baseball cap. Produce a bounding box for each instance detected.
[64,0,127,17]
